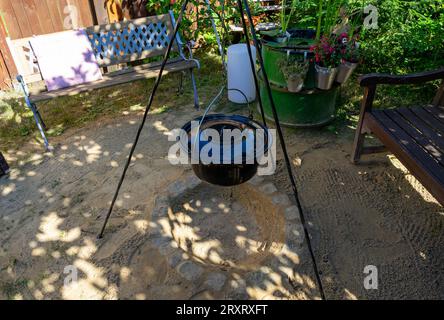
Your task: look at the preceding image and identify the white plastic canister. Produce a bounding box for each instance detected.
[227,44,257,104]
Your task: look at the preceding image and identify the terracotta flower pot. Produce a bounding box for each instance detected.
[315,64,337,90]
[336,61,358,84]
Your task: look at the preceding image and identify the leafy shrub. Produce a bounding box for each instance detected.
[146,0,443,74]
[358,0,444,73]
[283,0,444,73]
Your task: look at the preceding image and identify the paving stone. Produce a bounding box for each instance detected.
[259,183,277,195]
[226,278,248,299]
[184,175,201,189]
[176,261,203,282]
[286,223,303,239]
[229,278,246,289]
[247,175,264,186]
[226,289,249,300]
[151,235,171,248]
[284,206,300,221]
[231,202,243,211]
[245,267,273,287]
[149,225,163,238]
[285,223,305,249]
[272,194,291,206]
[152,205,168,218]
[154,195,168,208]
[168,251,187,268]
[167,181,188,197]
[204,272,227,291]
[158,240,177,255]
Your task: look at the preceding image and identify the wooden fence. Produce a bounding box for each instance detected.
[0,0,97,40]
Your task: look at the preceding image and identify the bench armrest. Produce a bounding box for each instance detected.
[359,68,444,87]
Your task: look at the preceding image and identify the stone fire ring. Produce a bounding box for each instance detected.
[149,173,305,294]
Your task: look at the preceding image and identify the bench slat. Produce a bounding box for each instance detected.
[396,108,444,156]
[425,105,444,122]
[410,106,444,137]
[384,109,444,165]
[29,59,197,103]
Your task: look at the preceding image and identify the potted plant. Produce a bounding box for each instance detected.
[278,58,309,92]
[310,34,340,90]
[336,34,360,84]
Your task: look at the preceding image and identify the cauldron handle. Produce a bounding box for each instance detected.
[193,86,251,149]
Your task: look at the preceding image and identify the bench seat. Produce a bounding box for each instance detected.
[366,106,444,204]
[29,58,198,103]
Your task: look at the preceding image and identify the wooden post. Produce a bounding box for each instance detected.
[351,85,376,163]
[106,0,124,22]
[0,12,17,89]
[92,0,110,24]
[0,151,10,176]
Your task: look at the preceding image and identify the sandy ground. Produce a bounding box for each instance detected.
[0,101,443,300]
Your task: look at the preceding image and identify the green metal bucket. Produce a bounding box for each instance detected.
[259,78,339,128]
[261,40,316,90]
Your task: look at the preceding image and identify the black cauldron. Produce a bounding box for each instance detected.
[180,114,272,186]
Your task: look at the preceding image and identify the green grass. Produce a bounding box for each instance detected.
[0,50,439,153]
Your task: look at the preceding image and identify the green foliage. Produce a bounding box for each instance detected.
[265,0,443,73]
[281,0,300,34]
[278,57,309,80]
[359,0,444,73]
[144,0,243,48]
[315,0,350,39]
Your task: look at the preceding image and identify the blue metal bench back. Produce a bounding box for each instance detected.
[85,13,179,67]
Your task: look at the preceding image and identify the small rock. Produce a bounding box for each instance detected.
[292,157,302,167]
[284,206,300,221]
[272,194,291,206]
[259,183,277,195]
[204,272,227,291]
[177,261,203,282]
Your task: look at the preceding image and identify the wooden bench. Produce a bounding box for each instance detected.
[8,11,199,150]
[352,69,444,205]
